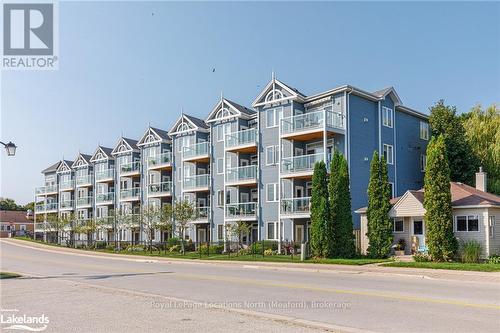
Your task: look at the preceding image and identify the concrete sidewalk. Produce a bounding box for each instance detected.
[3,238,499,284]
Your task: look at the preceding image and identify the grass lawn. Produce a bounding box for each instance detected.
[0,272,21,279]
[383,261,500,272]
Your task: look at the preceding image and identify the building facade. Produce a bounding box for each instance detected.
[34,77,430,244]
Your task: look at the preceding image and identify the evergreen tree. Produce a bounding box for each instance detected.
[329,151,356,258]
[424,135,458,261]
[310,160,331,258]
[366,151,393,258]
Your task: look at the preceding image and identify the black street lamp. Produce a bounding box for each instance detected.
[0,141,17,156]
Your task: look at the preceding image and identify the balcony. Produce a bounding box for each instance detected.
[96,192,114,205]
[60,200,74,210]
[120,187,141,201]
[76,174,93,187]
[226,202,257,221]
[35,202,58,213]
[148,181,172,197]
[76,196,93,208]
[59,180,74,191]
[183,142,209,162]
[35,184,58,195]
[183,174,209,191]
[193,206,210,222]
[120,161,141,175]
[281,197,311,217]
[280,110,345,140]
[226,165,257,186]
[96,216,114,227]
[148,152,172,170]
[225,128,257,152]
[116,213,141,227]
[281,153,326,178]
[95,169,115,182]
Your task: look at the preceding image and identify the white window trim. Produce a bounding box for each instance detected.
[454,215,480,233]
[420,121,429,141]
[266,107,284,128]
[382,106,393,128]
[389,182,395,198]
[266,183,278,202]
[266,146,275,166]
[489,216,496,239]
[217,190,224,207]
[420,154,426,172]
[383,144,394,165]
[266,221,277,240]
[393,219,404,233]
[217,158,224,174]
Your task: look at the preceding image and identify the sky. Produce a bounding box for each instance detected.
[1,1,499,205]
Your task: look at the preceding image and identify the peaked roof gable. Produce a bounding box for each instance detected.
[137,127,170,147]
[42,161,61,174]
[71,153,92,168]
[252,78,306,107]
[90,146,113,162]
[56,160,73,173]
[168,114,208,136]
[206,98,256,123]
[389,190,425,218]
[372,87,402,106]
[111,137,139,155]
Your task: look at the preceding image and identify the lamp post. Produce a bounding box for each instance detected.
[0,141,17,156]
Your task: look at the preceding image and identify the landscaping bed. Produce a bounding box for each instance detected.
[382,261,500,272]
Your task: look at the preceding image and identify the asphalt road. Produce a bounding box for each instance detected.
[1,239,499,333]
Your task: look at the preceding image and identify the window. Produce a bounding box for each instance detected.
[389,182,395,198]
[266,146,275,165]
[217,190,224,207]
[382,107,393,128]
[383,144,394,164]
[217,123,232,142]
[455,215,479,232]
[267,222,276,240]
[217,158,224,174]
[217,225,224,240]
[266,107,283,128]
[420,121,429,140]
[393,219,404,233]
[266,183,278,202]
[489,216,496,239]
[420,154,426,172]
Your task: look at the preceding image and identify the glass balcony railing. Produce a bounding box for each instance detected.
[95,216,115,226]
[76,196,93,207]
[35,184,58,195]
[183,174,209,190]
[148,152,172,168]
[95,169,115,181]
[96,192,114,204]
[60,200,74,209]
[183,142,209,159]
[194,206,210,219]
[226,202,257,219]
[281,153,325,174]
[76,174,93,186]
[281,197,311,215]
[280,110,345,135]
[225,128,257,149]
[35,203,58,212]
[120,161,141,174]
[59,180,74,190]
[148,181,172,195]
[120,187,141,200]
[226,165,257,183]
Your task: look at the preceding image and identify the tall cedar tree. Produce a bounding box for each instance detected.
[428,100,478,185]
[310,160,331,258]
[329,151,356,258]
[424,135,458,261]
[366,151,393,258]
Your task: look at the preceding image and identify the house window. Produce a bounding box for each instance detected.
[420,121,429,140]
[266,107,283,128]
[455,215,479,232]
[420,154,426,172]
[489,216,496,239]
[383,144,394,165]
[267,222,276,240]
[217,190,224,207]
[393,219,404,233]
[382,107,393,128]
[389,182,395,198]
[266,146,276,165]
[217,158,224,174]
[217,123,231,142]
[266,183,278,202]
[217,225,224,240]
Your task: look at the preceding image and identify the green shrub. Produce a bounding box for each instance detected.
[167,237,180,248]
[126,245,145,252]
[95,241,107,249]
[413,253,431,262]
[105,244,115,251]
[238,248,251,256]
[460,240,482,263]
[487,255,500,264]
[169,245,180,252]
[252,241,278,253]
[264,249,275,256]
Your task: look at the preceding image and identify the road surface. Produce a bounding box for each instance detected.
[1,239,499,332]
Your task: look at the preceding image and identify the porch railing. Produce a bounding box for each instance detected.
[120,187,141,200]
[226,165,257,183]
[76,174,93,186]
[225,128,257,149]
[148,181,172,195]
[96,192,114,204]
[281,153,325,174]
[281,197,311,215]
[148,152,172,167]
[76,196,93,207]
[183,174,209,190]
[183,142,209,159]
[95,169,115,181]
[280,109,344,135]
[226,202,257,218]
[120,161,141,174]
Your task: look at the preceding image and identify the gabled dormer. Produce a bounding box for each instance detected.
[137,127,170,147]
[90,146,113,163]
[71,153,92,169]
[168,114,208,137]
[372,87,402,107]
[56,160,73,174]
[252,76,306,108]
[111,137,139,156]
[206,97,255,124]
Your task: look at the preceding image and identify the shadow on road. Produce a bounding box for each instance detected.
[15,271,174,280]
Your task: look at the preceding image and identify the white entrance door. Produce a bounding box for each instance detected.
[197,228,207,243]
[295,225,304,243]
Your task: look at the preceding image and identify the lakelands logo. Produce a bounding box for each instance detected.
[1,309,49,331]
[2,1,59,70]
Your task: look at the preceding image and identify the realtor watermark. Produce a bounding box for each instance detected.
[1,308,50,331]
[1,0,59,70]
[151,300,351,311]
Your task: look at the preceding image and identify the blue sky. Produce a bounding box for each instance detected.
[1,1,499,204]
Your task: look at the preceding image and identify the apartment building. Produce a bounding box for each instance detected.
[34,76,429,244]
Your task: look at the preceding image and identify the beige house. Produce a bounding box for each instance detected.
[356,169,500,257]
